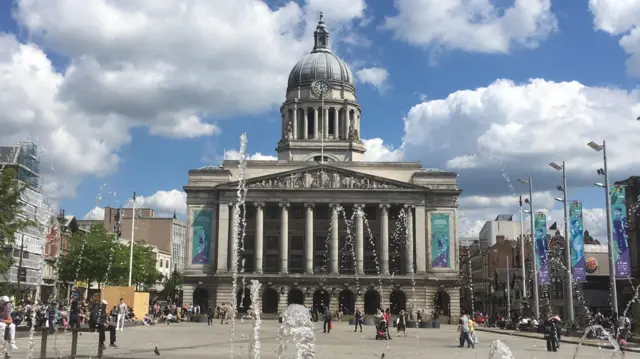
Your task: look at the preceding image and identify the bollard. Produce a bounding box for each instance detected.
[39,330,47,359]
[70,330,79,359]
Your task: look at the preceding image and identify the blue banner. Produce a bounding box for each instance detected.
[569,201,586,281]
[610,186,630,278]
[534,212,550,285]
[192,209,213,264]
[431,213,450,268]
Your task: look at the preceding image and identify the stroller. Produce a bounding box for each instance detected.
[375,320,389,340]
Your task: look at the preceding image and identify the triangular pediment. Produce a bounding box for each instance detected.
[218,164,425,191]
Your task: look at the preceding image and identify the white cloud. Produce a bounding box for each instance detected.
[83,206,105,220]
[384,0,557,54]
[224,150,277,161]
[6,0,367,199]
[589,0,640,76]
[396,78,640,242]
[124,190,187,218]
[362,138,403,161]
[355,67,390,92]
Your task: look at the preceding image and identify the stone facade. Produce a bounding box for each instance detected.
[182,15,463,323]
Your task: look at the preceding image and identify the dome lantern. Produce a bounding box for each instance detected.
[313,13,329,52]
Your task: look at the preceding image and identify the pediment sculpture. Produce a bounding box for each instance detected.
[247,169,401,190]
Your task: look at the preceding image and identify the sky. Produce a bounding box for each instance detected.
[1,0,639,242]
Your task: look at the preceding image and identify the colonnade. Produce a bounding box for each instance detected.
[221,202,428,275]
[281,105,360,140]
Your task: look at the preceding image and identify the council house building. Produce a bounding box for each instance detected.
[182,15,463,323]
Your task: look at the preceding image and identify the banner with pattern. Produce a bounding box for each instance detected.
[534,212,550,285]
[610,186,630,278]
[569,201,586,281]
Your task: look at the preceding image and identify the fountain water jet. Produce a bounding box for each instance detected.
[249,280,262,359]
[573,325,623,359]
[488,340,515,359]
[277,304,316,359]
[230,133,249,358]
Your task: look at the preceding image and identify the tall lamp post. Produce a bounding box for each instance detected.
[518,196,527,311]
[588,141,618,315]
[518,178,540,319]
[128,192,137,287]
[550,161,575,322]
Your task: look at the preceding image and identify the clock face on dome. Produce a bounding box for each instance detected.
[312,80,330,96]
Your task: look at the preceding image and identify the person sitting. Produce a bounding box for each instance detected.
[0,296,17,350]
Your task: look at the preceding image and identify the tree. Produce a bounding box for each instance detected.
[108,241,163,290]
[0,168,35,275]
[56,223,114,288]
[160,270,183,302]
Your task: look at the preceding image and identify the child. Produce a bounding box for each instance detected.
[468,317,478,346]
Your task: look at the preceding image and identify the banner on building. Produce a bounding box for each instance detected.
[610,186,630,278]
[534,212,550,285]
[191,209,214,265]
[430,213,450,268]
[569,201,586,281]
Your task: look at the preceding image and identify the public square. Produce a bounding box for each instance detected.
[4,320,637,359]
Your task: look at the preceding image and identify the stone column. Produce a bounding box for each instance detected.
[216,203,230,272]
[254,202,265,274]
[313,107,319,139]
[379,204,390,275]
[330,203,340,274]
[303,108,309,140]
[342,107,348,139]
[333,107,339,139]
[414,205,427,273]
[405,205,414,274]
[304,203,314,274]
[292,106,298,140]
[230,203,238,273]
[279,202,290,273]
[323,108,329,139]
[355,204,364,275]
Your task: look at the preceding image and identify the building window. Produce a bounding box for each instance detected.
[290,236,303,251]
[266,236,279,251]
[159,259,163,267]
[364,207,376,220]
[291,205,303,220]
[266,205,280,220]
[315,205,329,220]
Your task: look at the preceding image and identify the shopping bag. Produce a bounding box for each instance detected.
[330,322,333,329]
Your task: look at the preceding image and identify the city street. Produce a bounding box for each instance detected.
[5,320,636,358]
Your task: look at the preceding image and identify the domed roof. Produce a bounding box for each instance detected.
[287,14,355,93]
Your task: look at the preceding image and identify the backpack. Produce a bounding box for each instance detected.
[89,306,99,326]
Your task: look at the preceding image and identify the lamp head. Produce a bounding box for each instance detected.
[594,183,605,188]
[597,168,605,176]
[524,198,530,204]
[549,162,563,171]
[556,185,564,192]
[517,179,529,185]
[587,141,603,152]
[554,197,564,202]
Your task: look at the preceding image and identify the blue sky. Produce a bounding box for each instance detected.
[1,0,639,240]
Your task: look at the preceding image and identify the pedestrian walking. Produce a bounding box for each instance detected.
[354,308,363,332]
[323,306,332,334]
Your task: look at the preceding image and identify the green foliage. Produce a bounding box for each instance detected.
[0,168,35,274]
[56,223,114,285]
[160,270,183,302]
[56,224,163,289]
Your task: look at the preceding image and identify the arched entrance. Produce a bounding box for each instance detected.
[363,289,381,315]
[236,288,251,313]
[313,289,330,311]
[338,289,355,315]
[434,290,450,316]
[193,287,209,310]
[389,290,407,315]
[262,288,279,314]
[287,288,304,305]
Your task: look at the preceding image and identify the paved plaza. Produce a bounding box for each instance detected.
[4,321,636,358]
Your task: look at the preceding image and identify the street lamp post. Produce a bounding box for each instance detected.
[506,255,510,320]
[550,161,575,322]
[518,196,527,310]
[518,177,540,319]
[128,192,137,287]
[588,140,618,314]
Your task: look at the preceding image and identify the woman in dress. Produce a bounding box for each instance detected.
[396,310,407,337]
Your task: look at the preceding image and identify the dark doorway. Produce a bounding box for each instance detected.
[236,288,251,313]
[287,288,304,305]
[313,289,330,312]
[434,290,450,316]
[389,290,407,315]
[338,289,355,315]
[363,289,381,315]
[193,287,209,310]
[262,288,279,314]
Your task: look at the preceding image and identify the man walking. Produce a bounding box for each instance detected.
[323,306,332,334]
[116,298,127,331]
[458,309,474,349]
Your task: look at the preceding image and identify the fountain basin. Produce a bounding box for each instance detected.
[406,321,418,328]
[419,322,432,328]
[190,314,208,323]
[432,320,440,329]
